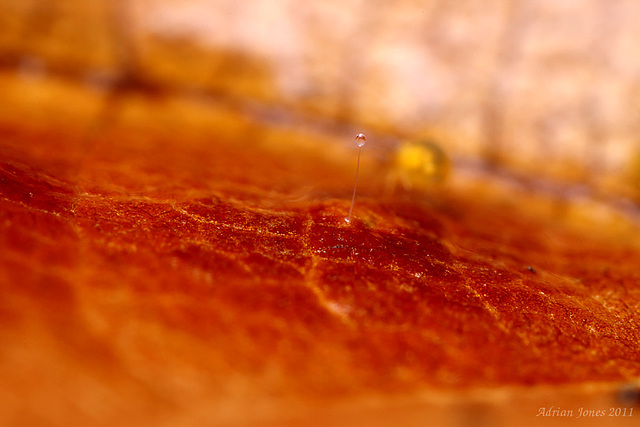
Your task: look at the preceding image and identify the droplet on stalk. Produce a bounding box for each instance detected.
[345,133,366,224]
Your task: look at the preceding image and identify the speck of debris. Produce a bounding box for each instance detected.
[527,266,536,274]
[617,383,640,407]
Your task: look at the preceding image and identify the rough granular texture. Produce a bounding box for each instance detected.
[1,96,640,425]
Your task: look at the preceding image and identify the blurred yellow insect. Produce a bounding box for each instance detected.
[385,139,449,194]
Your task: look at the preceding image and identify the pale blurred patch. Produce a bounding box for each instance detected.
[1,0,640,200]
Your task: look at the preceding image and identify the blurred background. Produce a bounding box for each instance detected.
[3,0,640,202]
[2,0,640,202]
[2,2,640,426]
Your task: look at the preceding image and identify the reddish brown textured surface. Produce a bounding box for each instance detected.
[1,77,640,426]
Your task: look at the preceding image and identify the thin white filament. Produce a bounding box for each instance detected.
[345,146,361,223]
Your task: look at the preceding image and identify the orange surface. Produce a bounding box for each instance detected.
[1,74,639,426]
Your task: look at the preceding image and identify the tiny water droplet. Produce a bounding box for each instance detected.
[345,133,366,224]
